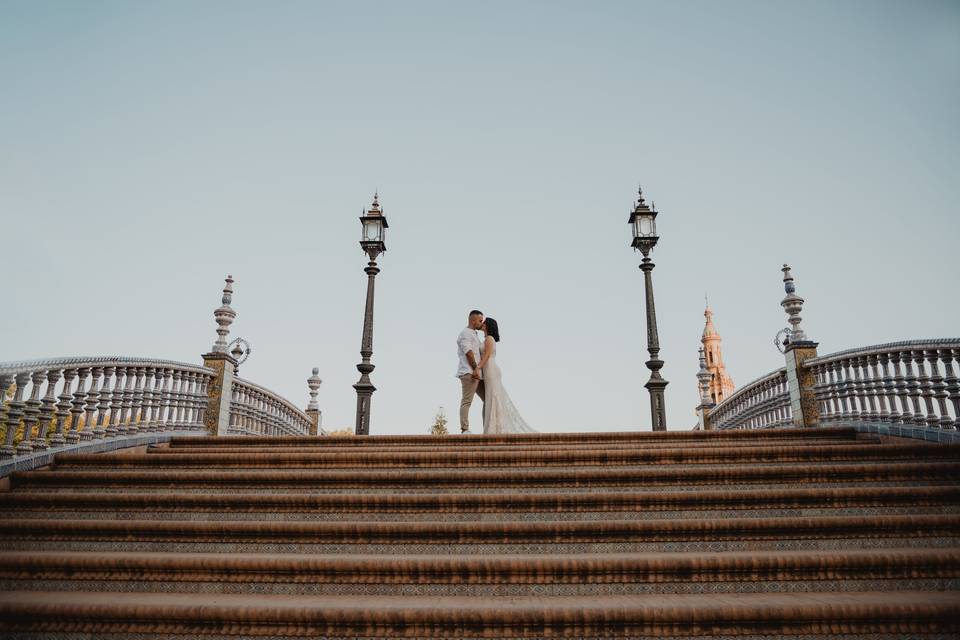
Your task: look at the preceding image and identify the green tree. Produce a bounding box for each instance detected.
[430,407,449,436]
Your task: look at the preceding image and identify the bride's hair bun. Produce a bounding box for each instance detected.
[484,317,501,343]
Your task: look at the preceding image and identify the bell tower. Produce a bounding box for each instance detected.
[701,303,735,404]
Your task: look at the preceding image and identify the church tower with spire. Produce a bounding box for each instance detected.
[701,303,735,404]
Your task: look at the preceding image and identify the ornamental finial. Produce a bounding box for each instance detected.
[696,346,713,405]
[780,264,809,343]
[212,275,237,353]
[369,191,381,214]
[307,367,323,411]
[637,184,645,204]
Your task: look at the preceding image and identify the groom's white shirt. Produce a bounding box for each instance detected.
[456,327,483,377]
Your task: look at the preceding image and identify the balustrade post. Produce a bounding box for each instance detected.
[202,276,239,436]
[306,368,323,436]
[66,368,90,444]
[35,369,60,447]
[2,373,29,458]
[17,372,44,454]
[780,265,820,428]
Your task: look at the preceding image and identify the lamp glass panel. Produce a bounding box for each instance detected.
[639,216,653,236]
[363,219,381,242]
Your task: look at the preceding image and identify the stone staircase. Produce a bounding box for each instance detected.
[1,426,958,638]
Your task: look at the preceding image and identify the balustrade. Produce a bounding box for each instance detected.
[708,368,791,431]
[229,377,314,437]
[808,341,959,430]
[0,358,214,461]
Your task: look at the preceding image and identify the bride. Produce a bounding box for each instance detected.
[476,317,536,434]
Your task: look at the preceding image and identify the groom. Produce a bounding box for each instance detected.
[456,309,485,433]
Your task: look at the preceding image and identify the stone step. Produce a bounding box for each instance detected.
[2,514,958,554]
[152,436,866,456]
[1,590,957,637]
[2,486,956,522]
[13,461,958,493]
[2,549,957,596]
[48,442,960,470]
[165,426,862,448]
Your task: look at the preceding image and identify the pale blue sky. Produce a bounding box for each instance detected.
[2,1,958,434]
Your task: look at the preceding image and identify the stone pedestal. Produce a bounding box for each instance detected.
[306,409,321,436]
[785,341,820,428]
[202,352,237,436]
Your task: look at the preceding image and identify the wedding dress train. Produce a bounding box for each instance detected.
[482,341,536,434]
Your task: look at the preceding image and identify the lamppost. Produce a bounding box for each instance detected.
[628,186,668,430]
[353,193,389,435]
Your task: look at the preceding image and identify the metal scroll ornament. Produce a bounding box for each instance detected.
[774,328,793,354]
[227,337,251,374]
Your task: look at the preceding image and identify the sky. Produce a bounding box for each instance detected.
[2,0,958,435]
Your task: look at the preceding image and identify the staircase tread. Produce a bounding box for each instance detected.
[2,589,958,611]
[4,547,958,564]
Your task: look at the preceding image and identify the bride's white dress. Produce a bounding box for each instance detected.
[481,340,536,434]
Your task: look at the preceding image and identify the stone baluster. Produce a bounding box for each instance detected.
[195,374,209,429]
[166,370,182,430]
[835,360,852,419]
[157,369,172,431]
[108,367,127,438]
[915,349,937,427]
[2,373,30,458]
[0,375,12,441]
[927,349,949,429]
[860,356,879,420]
[50,369,75,446]
[941,348,960,430]
[66,368,90,444]
[825,363,840,419]
[35,369,61,447]
[876,353,894,422]
[811,364,829,420]
[119,367,137,434]
[93,367,113,440]
[174,370,187,430]
[904,351,926,425]
[228,384,239,434]
[848,358,865,419]
[17,372,45,454]
[83,367,104,441]
[892,352,912,424]
[127,367,146,433]
[182,372,196,429]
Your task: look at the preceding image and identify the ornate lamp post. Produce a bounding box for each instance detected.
[353,193,389,435]
[628,186,668,430]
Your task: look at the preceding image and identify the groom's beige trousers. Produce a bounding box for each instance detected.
[459,374,485,432]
